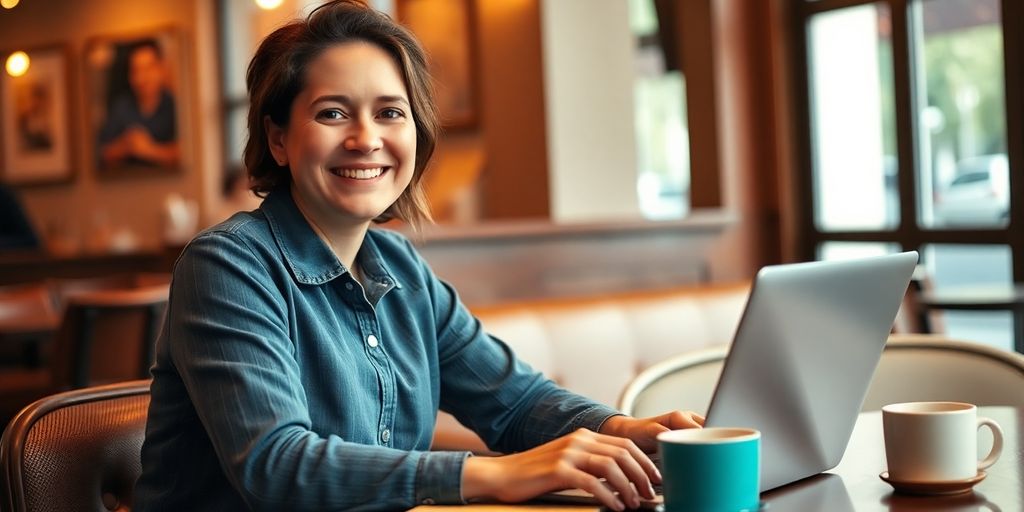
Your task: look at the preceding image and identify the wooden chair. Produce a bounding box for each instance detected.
[0,285,58,421]
[0,380,150,512]
[49,284,168,390]
[0,284,167,424]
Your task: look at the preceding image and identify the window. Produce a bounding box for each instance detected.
[796,0,1023,351]
[630,0,690,220]
[807,3,897,231]
[218,0,328,170]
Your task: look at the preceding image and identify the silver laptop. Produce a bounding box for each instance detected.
[705,251,918,490]
[542,251,918,505]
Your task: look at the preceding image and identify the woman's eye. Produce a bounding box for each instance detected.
[379,108,405,120]
[317,109,345,121]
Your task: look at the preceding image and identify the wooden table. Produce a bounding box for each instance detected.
[415,406,1022,511]
[919,285,1024,354]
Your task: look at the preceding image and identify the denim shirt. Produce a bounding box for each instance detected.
[134,189,620,511]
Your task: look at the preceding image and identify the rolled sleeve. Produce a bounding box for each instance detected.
[573,405,624,433]
[415,451,471,506]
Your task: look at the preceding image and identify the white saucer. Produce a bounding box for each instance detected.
[879,470,986,496]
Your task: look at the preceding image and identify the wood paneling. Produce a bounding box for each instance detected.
[474,0,550,220]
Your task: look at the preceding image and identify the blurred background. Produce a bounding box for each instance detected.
[0,0,1022,351]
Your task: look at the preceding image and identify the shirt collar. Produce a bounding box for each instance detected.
[261,188,401,290]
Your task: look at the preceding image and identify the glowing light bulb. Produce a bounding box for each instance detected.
[254,0,283,9]
[5,51,29,78]
[1,0,20,9]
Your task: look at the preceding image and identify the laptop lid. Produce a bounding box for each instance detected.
[704,251,918,491]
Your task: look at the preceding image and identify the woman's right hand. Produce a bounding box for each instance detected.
[460,428,660,511]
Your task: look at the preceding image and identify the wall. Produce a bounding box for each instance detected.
[698,0,787,281]
[540,0,642,222]
[474,0,550,220]
[0,0,788,285]
[0,0,222,252]
[472,0,785,280]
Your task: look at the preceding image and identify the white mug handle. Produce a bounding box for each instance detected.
[977,417,1004,471]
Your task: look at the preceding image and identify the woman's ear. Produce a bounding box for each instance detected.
[264,115,289,167]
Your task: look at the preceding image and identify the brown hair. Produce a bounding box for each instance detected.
[244,0,437,228]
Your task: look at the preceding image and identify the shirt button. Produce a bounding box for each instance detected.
[421,498,435,505]
[380,428,391,443]
[367,334,379,348]
[345,282,353,290]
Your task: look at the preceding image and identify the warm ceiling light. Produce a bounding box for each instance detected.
[1,0,19,9]
[5,51,29,77]
[254,0,283,9]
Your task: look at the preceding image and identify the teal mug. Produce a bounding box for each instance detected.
[657,427,761,512]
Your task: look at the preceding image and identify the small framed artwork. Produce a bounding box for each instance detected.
[0,45,75,185]
[84,28,184,177]
[396,0,478,130]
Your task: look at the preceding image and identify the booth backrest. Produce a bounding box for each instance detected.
[431,282,750,452]
[471,282,750,406]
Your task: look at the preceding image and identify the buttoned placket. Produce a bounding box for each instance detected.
[343,271,399,447]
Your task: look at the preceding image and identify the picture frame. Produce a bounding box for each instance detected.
[396,0,478,130]
[0,44,75,185]
[84,28,185,178]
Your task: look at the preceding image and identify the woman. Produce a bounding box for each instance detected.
[134,2,702,510]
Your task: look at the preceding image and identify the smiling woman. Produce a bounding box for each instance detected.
[132,2,703,511]
[264,42,418,243]
[243,5,438,233]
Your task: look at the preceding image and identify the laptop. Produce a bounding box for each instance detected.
[705,250,918,490]
[542,251,919,505]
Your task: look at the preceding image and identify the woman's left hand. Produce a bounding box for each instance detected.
[598,411,705,453]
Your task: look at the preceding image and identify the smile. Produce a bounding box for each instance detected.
[328,167,387,180]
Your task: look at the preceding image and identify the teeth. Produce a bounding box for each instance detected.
[332,167,384,179]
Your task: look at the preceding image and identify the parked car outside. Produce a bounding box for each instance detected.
[932,153,1009,226]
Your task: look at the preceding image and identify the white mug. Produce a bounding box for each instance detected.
[882,401,1003,482]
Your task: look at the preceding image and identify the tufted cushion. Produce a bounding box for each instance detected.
[623,296,716,369]
[538,304,638,407]
[473,283,749,407]
[480,310,556,379]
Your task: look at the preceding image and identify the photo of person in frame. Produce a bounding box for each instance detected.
[1,46,74,184]
[14,80,55,153]
[95,37,180,171]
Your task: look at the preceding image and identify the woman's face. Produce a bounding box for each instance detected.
[270,42,416,231]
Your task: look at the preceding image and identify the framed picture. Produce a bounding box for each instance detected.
[396,0,478,130]
[85,28,184,177]
[0,45,75,185]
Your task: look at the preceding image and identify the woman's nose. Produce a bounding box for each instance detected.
[343,121,382,153]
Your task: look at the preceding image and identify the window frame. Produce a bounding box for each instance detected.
[793,0,1024,280]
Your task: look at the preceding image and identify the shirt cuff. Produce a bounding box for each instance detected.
[414,450,471,506]
[573,404,624,433]
[595,412,627,434]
